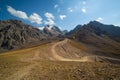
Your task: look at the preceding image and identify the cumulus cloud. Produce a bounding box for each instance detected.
[7,6,28,19]
[45,12,54,20]
[68,8,73,12]
[81,7,86,13]
[59,15,66,20]
[44,19,55,26]
[54,4,58,8]
[44,12,55,27]
[7,6,42,24]
[96,17,103,22]
[29,13,42,24]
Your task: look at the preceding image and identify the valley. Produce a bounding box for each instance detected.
[1,0,120,79]
[0,38,120,80]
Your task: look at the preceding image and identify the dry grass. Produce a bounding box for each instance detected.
[0,42,50,80]
[0,39,120,80]
[21,61,120,80]
[0,55,30,80]
[68,40,88,52]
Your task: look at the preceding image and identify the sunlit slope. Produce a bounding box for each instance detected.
[1,38,120,63]
[0,39,120,80]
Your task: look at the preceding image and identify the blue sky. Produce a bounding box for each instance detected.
[0,0,120,30]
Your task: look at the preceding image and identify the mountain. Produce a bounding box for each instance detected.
[87,21,120,42]
[88,21,120,37]
[68,21,120,59]
[43,25,64,37]
[69,21,120,41]
[0,19,47,51]
[66,24,82,35]
[63,30,68,34]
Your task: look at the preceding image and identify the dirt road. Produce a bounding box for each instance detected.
[51,39,89,61]
[0,39,120,80]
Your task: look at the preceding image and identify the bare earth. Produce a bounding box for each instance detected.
[0,39,120,80]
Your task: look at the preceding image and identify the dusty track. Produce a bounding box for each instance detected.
[51,39,120,62]
[51,39,89,61]
[1,38,120,80]
[5,50,41,80]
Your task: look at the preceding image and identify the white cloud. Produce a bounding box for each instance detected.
[54,4,60,13]
[81,7,86,13]
[81,1,87,13]
[45,12,54,20]
[68,8,73,12]
[38,27,44,30]
[7,6,28,19]
[114,24,119,26]
[59,15,66,20]
[54,4,58,8]
[58,26,62,30]
[7,6,42,24]
[29,13,42,24]
[44,19,55,26]
[44,12,55,26]
[96,17,103,22]
[82,1,86,5]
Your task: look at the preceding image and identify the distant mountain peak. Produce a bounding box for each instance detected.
[89,20,100,23]
[67,21,120,43]
[43,25,64,37]
[45,25,53,30]
[88,20,103,26]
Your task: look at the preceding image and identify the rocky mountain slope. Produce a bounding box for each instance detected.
[0,38,120,80]
[68,21,120,59]
[43,25,64,37]
[0,19,47,50]
[0,20,120,80]
[66,25,82,35]
[1,19,120,59]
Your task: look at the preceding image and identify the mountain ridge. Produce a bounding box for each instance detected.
[0,19,120,55]
[0,19,120,79]
[68,21,120,59]
[43,25,64,37]
[0,19,47,51]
